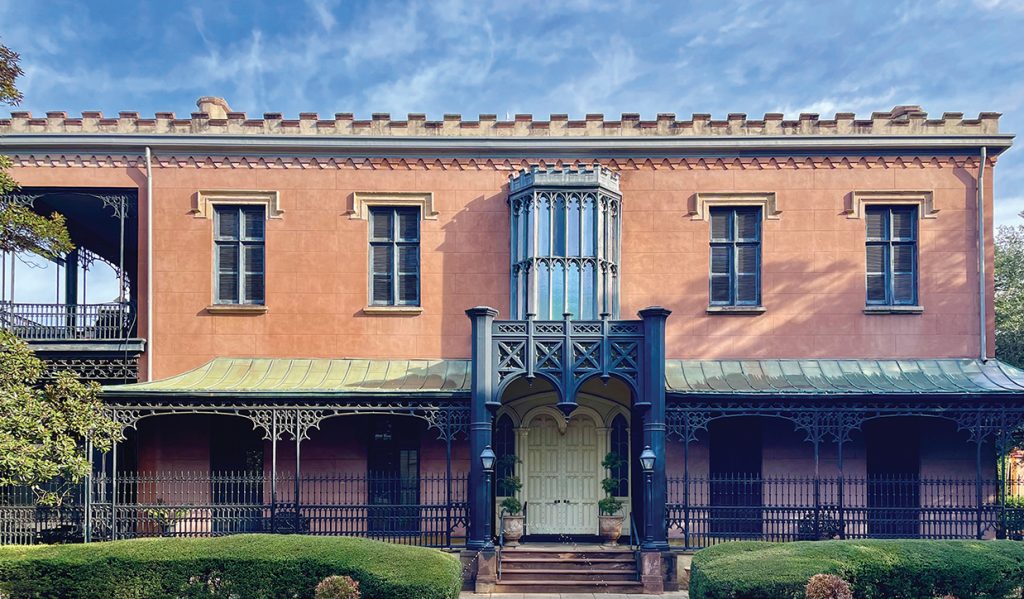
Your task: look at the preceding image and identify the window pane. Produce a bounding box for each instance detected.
[736,274,758,304]
[710,246,731,275]
[582,262,596,319]
[398,274,418,304]
[537,261,550,319]
[551,261,565,318]
[216,208,239,239]
[892,208,915,240]
[710,275,731,303]
[371,209,393,241]
[371,244,393,304]
[866,274,886,303]
[892,273,914,303]
[866,208,886,240]
[397,209,419,241]
[735,209,760,241]
[892,244,914,273]
[710,210,731,241]
[244,273,265,303]
[866,244,886,274]
[243,209,264,240]
[736,244,758,275]
[582,195,596,257]
[398,245,418,275]
[567,196,580,257]
[553,195,566,256]
[538,196,551,256]
[567,262,581,319]
[217,245,239,303]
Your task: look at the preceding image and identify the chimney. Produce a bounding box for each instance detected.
[890,105,925,119]
[196,96,231,119]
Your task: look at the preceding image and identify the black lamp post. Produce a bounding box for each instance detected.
[481,445,497,550]
[639,445,656,549]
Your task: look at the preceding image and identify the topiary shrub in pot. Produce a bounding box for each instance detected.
[598,452,626,546]
[498,455,525,546]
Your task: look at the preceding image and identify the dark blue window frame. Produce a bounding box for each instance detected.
[709,206,761,306]
[213,205,265,305]
[369,207,420,306]
[865,205,918,306]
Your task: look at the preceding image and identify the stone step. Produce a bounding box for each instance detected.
[501,551,635,561]
[501,559,637,571]
[499,569,638,582]
[490,580,646,594]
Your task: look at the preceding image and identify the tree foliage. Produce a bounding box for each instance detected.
[995,224,1024,368]
[0,40,74,260]
[0,330,122,505]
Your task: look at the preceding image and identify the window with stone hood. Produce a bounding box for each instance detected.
[213,205,265,305]
[709,206,761,307]
[865,205,918,306]
[369,206,420,306]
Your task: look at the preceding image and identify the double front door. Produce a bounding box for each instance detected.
[525,413,600,535]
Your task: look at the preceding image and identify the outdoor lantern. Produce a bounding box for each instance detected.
[639,446,656,473]
[480,446,496,472]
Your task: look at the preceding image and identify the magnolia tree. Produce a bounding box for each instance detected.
[0,331,122,504]
[996,223,1024,369]
[0,40,119,505]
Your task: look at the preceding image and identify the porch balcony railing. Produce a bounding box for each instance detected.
[0,471,469,547]
[668,474,1022,549]
[0,301,133,341]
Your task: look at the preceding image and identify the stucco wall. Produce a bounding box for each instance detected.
[8,158,996,380]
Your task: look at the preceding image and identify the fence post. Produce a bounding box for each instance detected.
[976,437,985,540]
[837,437,846,540]
[682,436,690,550]
[294,417,302,534]
[813,438,821,540]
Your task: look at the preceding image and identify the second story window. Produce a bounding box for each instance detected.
[369,207,420,306]
[214,205,265,305]
[709,206,761,306]
[866,205,917,306]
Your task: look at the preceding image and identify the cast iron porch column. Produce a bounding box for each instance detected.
[466,306,499,550]
[639,306,670,551]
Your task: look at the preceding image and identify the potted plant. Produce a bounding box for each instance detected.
[598,451,626,546]
[497,454,525,546]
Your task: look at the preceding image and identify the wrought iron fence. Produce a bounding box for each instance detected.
[0,301,133,340]
[1,471,468,547]
[667,474,1024,549]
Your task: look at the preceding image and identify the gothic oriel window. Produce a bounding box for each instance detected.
[508,165,622,320]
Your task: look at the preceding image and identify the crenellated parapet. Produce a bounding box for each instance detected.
[0,101,1002,137]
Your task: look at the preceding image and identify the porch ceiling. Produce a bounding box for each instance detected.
[102,358,471,398]
[664,359,1024,396]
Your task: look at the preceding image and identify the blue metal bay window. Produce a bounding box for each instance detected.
[508,165,622,319]
[865,205,917,306]
[369,207,420,306]
[709,206,761,306]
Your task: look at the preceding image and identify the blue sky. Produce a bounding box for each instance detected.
[1,0,1023,219]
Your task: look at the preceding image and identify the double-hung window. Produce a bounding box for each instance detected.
[214,205,265,304]
[865,205,917,306]
[709,206,761,306]
[369,207,420,306]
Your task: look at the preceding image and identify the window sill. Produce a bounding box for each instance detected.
[706,305,766,315]
[205,304,268,314]
[863,305,923,315]
[362,305,423,316]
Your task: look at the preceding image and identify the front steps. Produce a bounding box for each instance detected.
[494,547,643,594]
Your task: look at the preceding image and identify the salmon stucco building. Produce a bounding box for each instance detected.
[1,99,1023,593]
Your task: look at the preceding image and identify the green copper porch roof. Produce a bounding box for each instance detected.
[664,359,1024,396]
[101,358,1024,398]
[103,358,472,397]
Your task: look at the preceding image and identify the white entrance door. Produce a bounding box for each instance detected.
[526,412,601,535]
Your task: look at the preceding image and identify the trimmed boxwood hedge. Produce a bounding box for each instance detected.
[690,540,1024,599]
[0,534,462,599]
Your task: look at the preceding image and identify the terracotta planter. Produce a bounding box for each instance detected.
[599,514,625,546]
[502,515,525,547]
